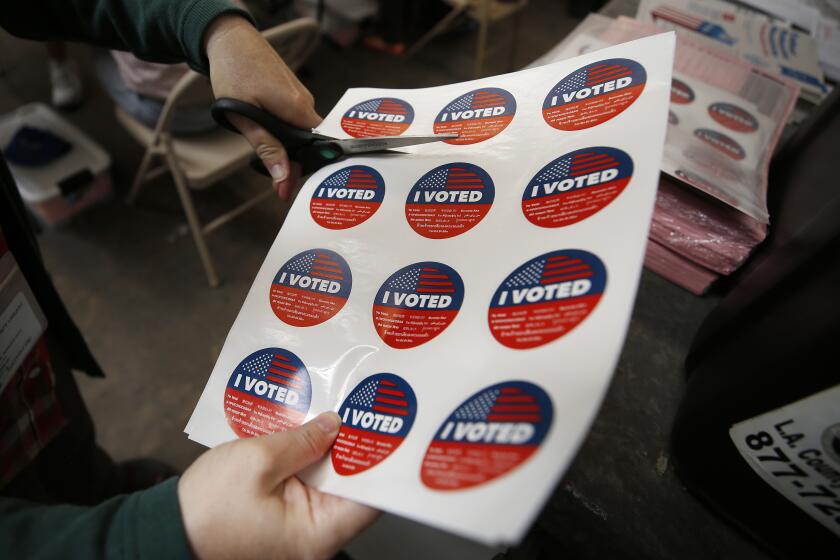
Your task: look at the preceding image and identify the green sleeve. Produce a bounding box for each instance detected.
[0,478,193,559]
[0,0,256,74]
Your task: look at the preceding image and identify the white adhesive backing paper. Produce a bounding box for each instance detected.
[186,33,675,545]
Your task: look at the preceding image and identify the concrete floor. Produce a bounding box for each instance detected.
[0,1,769,558]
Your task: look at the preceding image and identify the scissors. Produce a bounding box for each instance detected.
[211,98,457,176]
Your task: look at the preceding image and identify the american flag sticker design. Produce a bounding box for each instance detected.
[650,6,736,46]
[310,165,385,230]
[224,348,312,438]
[373,261,465,349]
[405,162,495,239]
[693,128,746,160]
[522,147,633,228]
[433,87,516,145]
[543,58,646,131]
[270,249,352,327]
[341,97,414,138]
[488,250,607,349]
[421,381,553,491]
[332,373,417,476]
[707,103,758,134]
[671,78,695,104]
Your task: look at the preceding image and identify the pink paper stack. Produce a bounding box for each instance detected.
[645,175,767,294]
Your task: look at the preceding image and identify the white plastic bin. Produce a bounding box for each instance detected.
[0,103,112,226]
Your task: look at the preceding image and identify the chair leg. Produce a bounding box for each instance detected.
[473,1,490,78]
[405,6,466,58]
[164,151,220,288]
[127,147,156,204]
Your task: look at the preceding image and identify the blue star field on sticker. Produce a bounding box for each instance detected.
[454,389,499,421]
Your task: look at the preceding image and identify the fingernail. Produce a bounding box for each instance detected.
[315,412,341,434]
[269,163,288,182]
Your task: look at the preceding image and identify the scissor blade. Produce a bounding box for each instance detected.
[333,134,458,154]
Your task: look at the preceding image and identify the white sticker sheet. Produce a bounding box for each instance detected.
[730,385,840,538]
[186,33,675,545]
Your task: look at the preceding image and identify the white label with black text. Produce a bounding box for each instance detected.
[0,292,43,395]
[730,385,840,537]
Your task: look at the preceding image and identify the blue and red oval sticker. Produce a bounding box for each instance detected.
[421,381,552,490]
[270,249,352,327]
[522,147,633,228]
[406,162,494,238]
[434,87,516,144]
[489,250,606,349]
[543,58,646,131]
[310,165,385,229]
[224,348,312,438]
[333,373,417,476]
[373,261,464,349]
[341,97,414,137]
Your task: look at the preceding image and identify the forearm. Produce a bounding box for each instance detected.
[0,478,190,559]
[0,0,255,73]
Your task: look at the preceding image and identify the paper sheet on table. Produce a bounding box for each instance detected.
[532,13,799,224]
[636,0,830,102]
[186,33,675,545]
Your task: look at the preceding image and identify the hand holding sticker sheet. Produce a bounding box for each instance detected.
[186,33,675,545]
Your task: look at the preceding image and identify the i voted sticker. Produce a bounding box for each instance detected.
[421,381,552,490]
[373,261,464,349]
[405,162,494,239]
[708,102,758,133]
[341,97,414,138]
[670,78,695,104]
[489,250,606,349]
[543,58,646,131]
[270,249,352,327]
[694,128,745,160]
[522,147,633,228]
[433,88,516,145]
[332,373,417,476]
[310,165,385,230]
[224,348,312,438]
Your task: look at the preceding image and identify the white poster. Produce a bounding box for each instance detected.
[730,385,840,538]
[187,33,675,545]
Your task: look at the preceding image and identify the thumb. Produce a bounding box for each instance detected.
[258,412,342,487]
[226,113,294,200]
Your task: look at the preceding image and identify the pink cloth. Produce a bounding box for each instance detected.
[110,51,189,100]
[650,176,767,275]
[644,238,719,295]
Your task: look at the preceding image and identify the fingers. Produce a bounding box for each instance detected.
[255,60,322,131]
[264,85,322,131]
[226,113,292,198]
[257,412,341,488]
[325,498,381,540]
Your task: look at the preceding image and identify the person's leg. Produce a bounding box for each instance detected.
[94,51,216,136]
[93,52,166,129]
[46,42,84,109]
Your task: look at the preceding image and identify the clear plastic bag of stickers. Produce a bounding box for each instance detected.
[530,14,799,224]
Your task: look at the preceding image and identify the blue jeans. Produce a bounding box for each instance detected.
[94,52,217,136]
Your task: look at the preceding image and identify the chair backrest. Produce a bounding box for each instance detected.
[262,17,321,72]
[465,0,528,22]
[153,17,321,137]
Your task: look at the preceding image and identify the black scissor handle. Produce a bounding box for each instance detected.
[211,98,314,151]
[211,98,342,177]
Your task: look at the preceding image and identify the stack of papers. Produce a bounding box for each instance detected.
[636,0,831,102]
